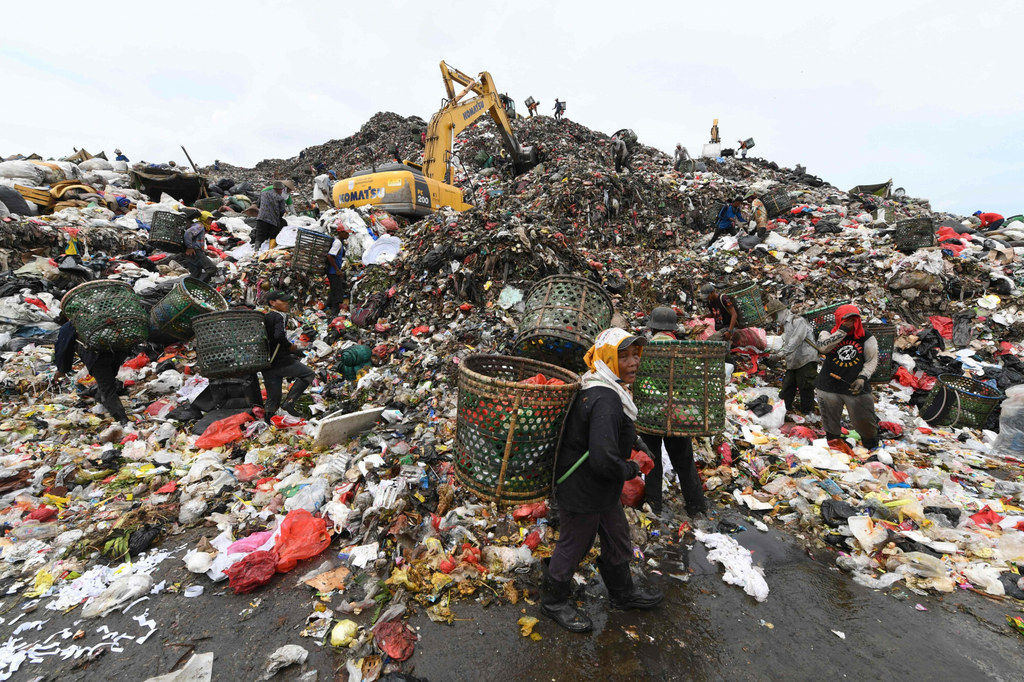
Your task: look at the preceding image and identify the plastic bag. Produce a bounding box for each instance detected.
[630,449,654,475]
[373,621,417,661]
[620,477,645,507]
[993,385,1024,456]
[194,412,254,449]
[274,509,331,572]
[223,549,279,594]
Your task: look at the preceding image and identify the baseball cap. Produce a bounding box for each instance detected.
[265,290,293,302]
[272,180,285,190]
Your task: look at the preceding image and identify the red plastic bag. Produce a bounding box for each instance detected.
[878,421,903,437]
[121,352,149,370]
[512,501,549,521]
[373,620,417,661]
[620,478,645,507]
[928,316,953,340]
[223,550,279,594]
[194,412,254,449]
[717,442,733,466]
[273,509,331,573]
[521,373,566,386]
[970,506,1004,528]
[235,463,264,482]
[630,449,654,475]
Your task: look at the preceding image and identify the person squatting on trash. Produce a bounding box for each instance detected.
[974,210,1005,231]
[254,181,289,249]
[715,197,746,236]
[177,217,216,282]
[747,191,768,239]
[543,328,664,633]
[774,306,818,417]
[700,283,739,343]
[261,291,315,417]
[53,321,130,424]
[673,143,690,171]
[638,307,708,520]
[814,304,880,449]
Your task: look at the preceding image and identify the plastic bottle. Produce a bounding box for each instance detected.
[11,521,58,541]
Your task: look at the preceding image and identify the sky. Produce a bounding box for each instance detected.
[1,0,1021,217]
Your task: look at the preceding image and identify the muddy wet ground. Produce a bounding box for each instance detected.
[4,519,1023,681]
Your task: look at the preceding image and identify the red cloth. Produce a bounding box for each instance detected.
[978,213,1003,227]
[929,316,953,340]
[830,304,865,339]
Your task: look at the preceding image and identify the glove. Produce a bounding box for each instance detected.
[625,460,641,480]
[850,377,866,395]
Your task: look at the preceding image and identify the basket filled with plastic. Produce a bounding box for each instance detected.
[919,374,1003,430]
[724,281,768,328]
[633,340,729,437]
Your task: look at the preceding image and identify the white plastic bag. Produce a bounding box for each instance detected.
[993,385,1024,456]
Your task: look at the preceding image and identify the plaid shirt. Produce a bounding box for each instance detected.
[751,199,768,229]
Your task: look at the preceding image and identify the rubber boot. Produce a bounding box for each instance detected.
[269,238,277,250]
[280,377,311,417]
[598,560,663,610]
[540,560,592,633]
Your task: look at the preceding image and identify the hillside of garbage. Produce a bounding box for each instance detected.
[1,108,1024,678]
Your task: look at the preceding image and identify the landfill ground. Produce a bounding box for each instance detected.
[7,517,1024,682]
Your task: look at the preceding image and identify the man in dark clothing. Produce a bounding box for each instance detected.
[611,138,630,173]
[699,283,740,342]
[176,219,216,282]
[553,99,564,120]
[53,322,129,423]
[325,230,346,315]
[638,307,708,520]
[262,291,315,417]
[253,181,288,248]
[814,304,880,449]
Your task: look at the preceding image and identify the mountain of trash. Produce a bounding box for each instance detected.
[1,107,1024,678]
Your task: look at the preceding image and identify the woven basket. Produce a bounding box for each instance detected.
[193,197,223,212]
[148,211,191,252]
[803,301,850,336]
[894,217,936,252]
[724,281,767,327]
[634,341,729,437]
[921,374,1003,429]
[455,354,580,505]
[763,191,793,219]
[514,275,613,373]
[60,280,149,351]
[701,202,726,230]
[150,278,228,341]
[291,229,334,275]
[864,323,896,383]
[193,311,270,378]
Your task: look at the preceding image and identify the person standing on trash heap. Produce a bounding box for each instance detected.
[261,291,315,418]
[175,213,216,282]
[312,170,335,213]
[526,98,539,117]
[325,226,347,316]
[814,304,880,450]
[716,197,746,236]
[699,283,739,343]
[773,304,818,420]
[673,143,690,171]
[53,320,131,424]
[974,210,1005,231]
[543,328,663,633]
[611,137,630,173]
[553,99,564,120]
[747,191,768,239]
[637,307,709,523]
[737,139,750,158]
[254,180,288,249]
[114,148,129,162]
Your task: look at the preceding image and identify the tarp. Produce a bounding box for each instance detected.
[848,179,892,198]
[130,169,206,204]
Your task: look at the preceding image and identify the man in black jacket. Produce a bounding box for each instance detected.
[262,291,314,417]
[53,321,130,423]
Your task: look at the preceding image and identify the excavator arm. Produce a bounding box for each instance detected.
[423,61,536,184]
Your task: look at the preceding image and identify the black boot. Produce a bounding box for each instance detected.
[280,377,310,417]
[598,560,663,610]
[540,560,592,633]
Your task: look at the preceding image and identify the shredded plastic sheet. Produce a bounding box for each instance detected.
[695,530,769,602]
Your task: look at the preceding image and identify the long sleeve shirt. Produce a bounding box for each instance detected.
[778,312,817,370]
[257,188,288,226]
[183,222,206,250]
[717,205,744,230]
[264,310,293,366]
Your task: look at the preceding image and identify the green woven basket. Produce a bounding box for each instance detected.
[61,280,149,351]
[150,278,228,341]
[920,374,1003,429]
[514,275,613,373]
[865,323,896,383]
[894,217,936,252]
[148,211,191,252]
[763,191,793,219]
[803,301,850,336]
[193,197,223,212]
[192,310,270,378]
[724,281,767,328]
[634,340,729,437]
[455,354,580,505]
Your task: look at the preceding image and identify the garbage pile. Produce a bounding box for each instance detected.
[1,108,1023,677]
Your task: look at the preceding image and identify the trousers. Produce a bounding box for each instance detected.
[176,251,215,281]
[327,273,346,313]
[261,357,314,414]
[548,505,632,583]
[815,388,879,448]
[781,362,818,413]
[639,433,707,515]
[88,356,128,422]
[252,219,282,246]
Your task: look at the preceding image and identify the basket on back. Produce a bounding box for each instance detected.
[864,323,896,383]
[61,280,149,351]
[148,211,192,252]
[763,191,793,219]
[803,301,850,336]
[514,275,613,373]
[192,310,270,378]
[455,354,580,505]
[894,217,936,252]
[920,374,1003,430]
[150,278,228,341]
[634,341,729,437]
[723,281,767,328]
[292,229,334,276]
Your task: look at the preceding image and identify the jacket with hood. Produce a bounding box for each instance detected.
[777,310,818,371]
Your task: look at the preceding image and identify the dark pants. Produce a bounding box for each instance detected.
[816,388,879,449]
[176,251,215,282]
[548,505,632,583]
[327,273,345,313]
[252,219,281,246]
[639,433,707,515]
[715,225,736,237]
[781,362,818,413]
[87,356,128,422]
[985,218,1005,231]
[261,357,314,414]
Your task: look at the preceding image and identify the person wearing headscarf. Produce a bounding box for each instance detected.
[814,304,879,449]
[542,328,663,633]
[637,307,708,521]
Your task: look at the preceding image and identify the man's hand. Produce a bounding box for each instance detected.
[185,248,195,256]
[850,377,866,395]
[840,318,855,332]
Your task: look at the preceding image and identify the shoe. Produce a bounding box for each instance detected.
[598,560,663,611]
[540,561,592,633]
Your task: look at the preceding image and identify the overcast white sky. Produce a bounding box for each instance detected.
[2,0,1021,217]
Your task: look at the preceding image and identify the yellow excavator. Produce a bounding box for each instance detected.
[332,61,537,217]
